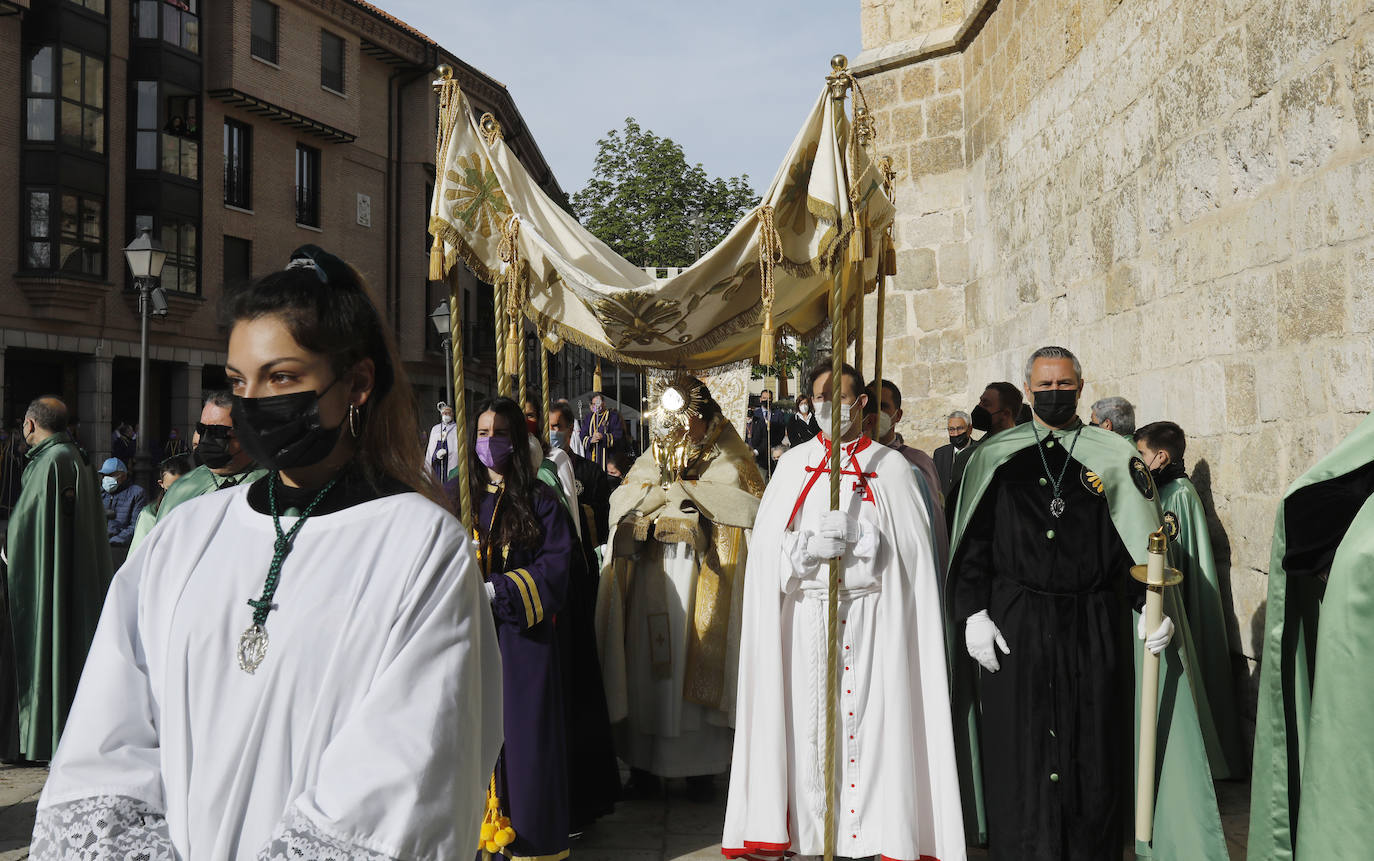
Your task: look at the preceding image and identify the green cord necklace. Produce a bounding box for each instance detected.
[237,471,339,674]
[1030,421,1082,519]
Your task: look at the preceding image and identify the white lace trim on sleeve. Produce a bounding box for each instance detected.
[31,794,174,860]
[256,806,397,861]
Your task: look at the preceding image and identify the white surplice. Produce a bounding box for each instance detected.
[616,542,735,777]
[722,434,965,861]
[33,485,503,860]
[425,420,460,479]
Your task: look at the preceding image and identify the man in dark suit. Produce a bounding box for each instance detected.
[933,410,978,499]
[748,388,786,479]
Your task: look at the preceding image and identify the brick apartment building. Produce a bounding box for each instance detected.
[0,0,596,467]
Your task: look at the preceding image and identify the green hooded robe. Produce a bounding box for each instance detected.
[4,432,113,761]
[949,420,1229,860]
[1248,412,1374,860]
[1157,474,1244,779]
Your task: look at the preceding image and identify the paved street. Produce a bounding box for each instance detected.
[0,766,1249,859]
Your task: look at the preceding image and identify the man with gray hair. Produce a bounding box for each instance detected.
[934,409,977,498]
[1090,396,1135,437]
[946,345,1228,860]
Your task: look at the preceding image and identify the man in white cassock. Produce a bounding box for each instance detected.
[723,359,965,861]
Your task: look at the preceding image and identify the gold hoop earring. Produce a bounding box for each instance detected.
[348,403,360,438]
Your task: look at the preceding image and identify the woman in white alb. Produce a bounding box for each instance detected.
[31,246,502,859]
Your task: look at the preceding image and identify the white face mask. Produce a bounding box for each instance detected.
[813,400,855,435]
[798,405,810,416]
[877,411,894,439]
[440,413,454,425]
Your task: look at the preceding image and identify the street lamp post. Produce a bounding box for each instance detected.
[429,301,454,408]
[123,228,168,492]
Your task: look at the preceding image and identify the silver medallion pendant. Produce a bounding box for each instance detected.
[1050,497,1066,518]
[238,624,269,674]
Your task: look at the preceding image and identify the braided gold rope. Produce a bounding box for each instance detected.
[497,216,523,395]
[540,345,551,444]
[757,205,784,366]
[448,270,474,531]
[429,78,463,279]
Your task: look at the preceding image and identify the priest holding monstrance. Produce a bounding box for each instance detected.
[598,376,763,801]
[948,345,1229,860]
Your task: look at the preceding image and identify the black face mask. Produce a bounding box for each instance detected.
[949,432,971,448]
[195,424,236,470]
[230,380,343,471]
[970,405,994,432]
[1032,389,1079,426]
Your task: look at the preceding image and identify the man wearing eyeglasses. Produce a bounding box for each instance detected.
[130,390,266,550]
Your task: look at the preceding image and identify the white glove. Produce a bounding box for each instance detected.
[435,449,448,459]
[484,582,496,601]
[1138,613,1175,655]
[818,510,862,544]
[805,532,846,562]
[965,609,1010,673]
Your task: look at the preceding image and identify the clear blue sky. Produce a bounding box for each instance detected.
[383,0,860,198]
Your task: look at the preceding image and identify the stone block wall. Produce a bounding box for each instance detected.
[856,0,1374,722]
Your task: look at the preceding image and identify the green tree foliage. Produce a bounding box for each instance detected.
[572,118,760,268]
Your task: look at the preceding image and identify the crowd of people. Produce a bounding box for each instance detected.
[0,244,1358,860]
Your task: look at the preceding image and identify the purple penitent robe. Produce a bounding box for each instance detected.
[476,482,574,860]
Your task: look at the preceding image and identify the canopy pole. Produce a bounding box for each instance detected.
[447,269,474,531]
[540,344,551,444]
[820,52,854,861]
[518,327,529,407]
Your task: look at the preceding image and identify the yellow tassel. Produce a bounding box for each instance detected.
[759,318,776,367]
[593,359,603,392]
[884,233,898,276]
[849,225,864,264]
[505,322,521,376]
[429,236,445,281]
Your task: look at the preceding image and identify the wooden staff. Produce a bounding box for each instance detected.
[1130,529,1182,845]
[540,343,551,443]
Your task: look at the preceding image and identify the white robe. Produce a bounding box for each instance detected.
[615,542,736,777]
[33,485,503,860]
[425,421,459,479]
[723,434,965,861]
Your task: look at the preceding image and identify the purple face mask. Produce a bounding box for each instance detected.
[475,435,514,470]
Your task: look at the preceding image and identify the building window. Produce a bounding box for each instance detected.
[321,30,344,93]
[223,119,252,208]
[134,81,199,180]
[162,93,199,179]
[24,189,53,270]
[224,236,251,289]
[60,47,105,154]
[132,0,197,50]
[26,45,56,142]
[161,220,199,294]
[58,192,104,276]
[68,0,107,12]
[295,144,320,227]
[251,0,278,64]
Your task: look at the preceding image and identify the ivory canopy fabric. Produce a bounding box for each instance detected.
[428,83,894,370]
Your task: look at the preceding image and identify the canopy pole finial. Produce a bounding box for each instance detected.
[827,55,851,102]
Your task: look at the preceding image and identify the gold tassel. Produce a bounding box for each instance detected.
[593,358,603,392]
[429,236,445,281]
[883,230,898,276]
[478,775,516,857]
[757,205,783,367]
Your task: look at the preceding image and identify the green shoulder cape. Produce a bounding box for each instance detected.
[1248,412,1374,861]
[1159,476,1245,779]
[4,433,113,761]
[136,464,267,549]
[948,421,1229,860]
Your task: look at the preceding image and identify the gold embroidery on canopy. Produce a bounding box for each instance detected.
[444,153,511,238]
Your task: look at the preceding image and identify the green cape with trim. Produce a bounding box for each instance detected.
[947,420,1229,860]
[1159,476,1245,779]
[1248,412,1374,860]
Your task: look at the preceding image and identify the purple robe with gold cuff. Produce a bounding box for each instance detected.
[478,484,574,860]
